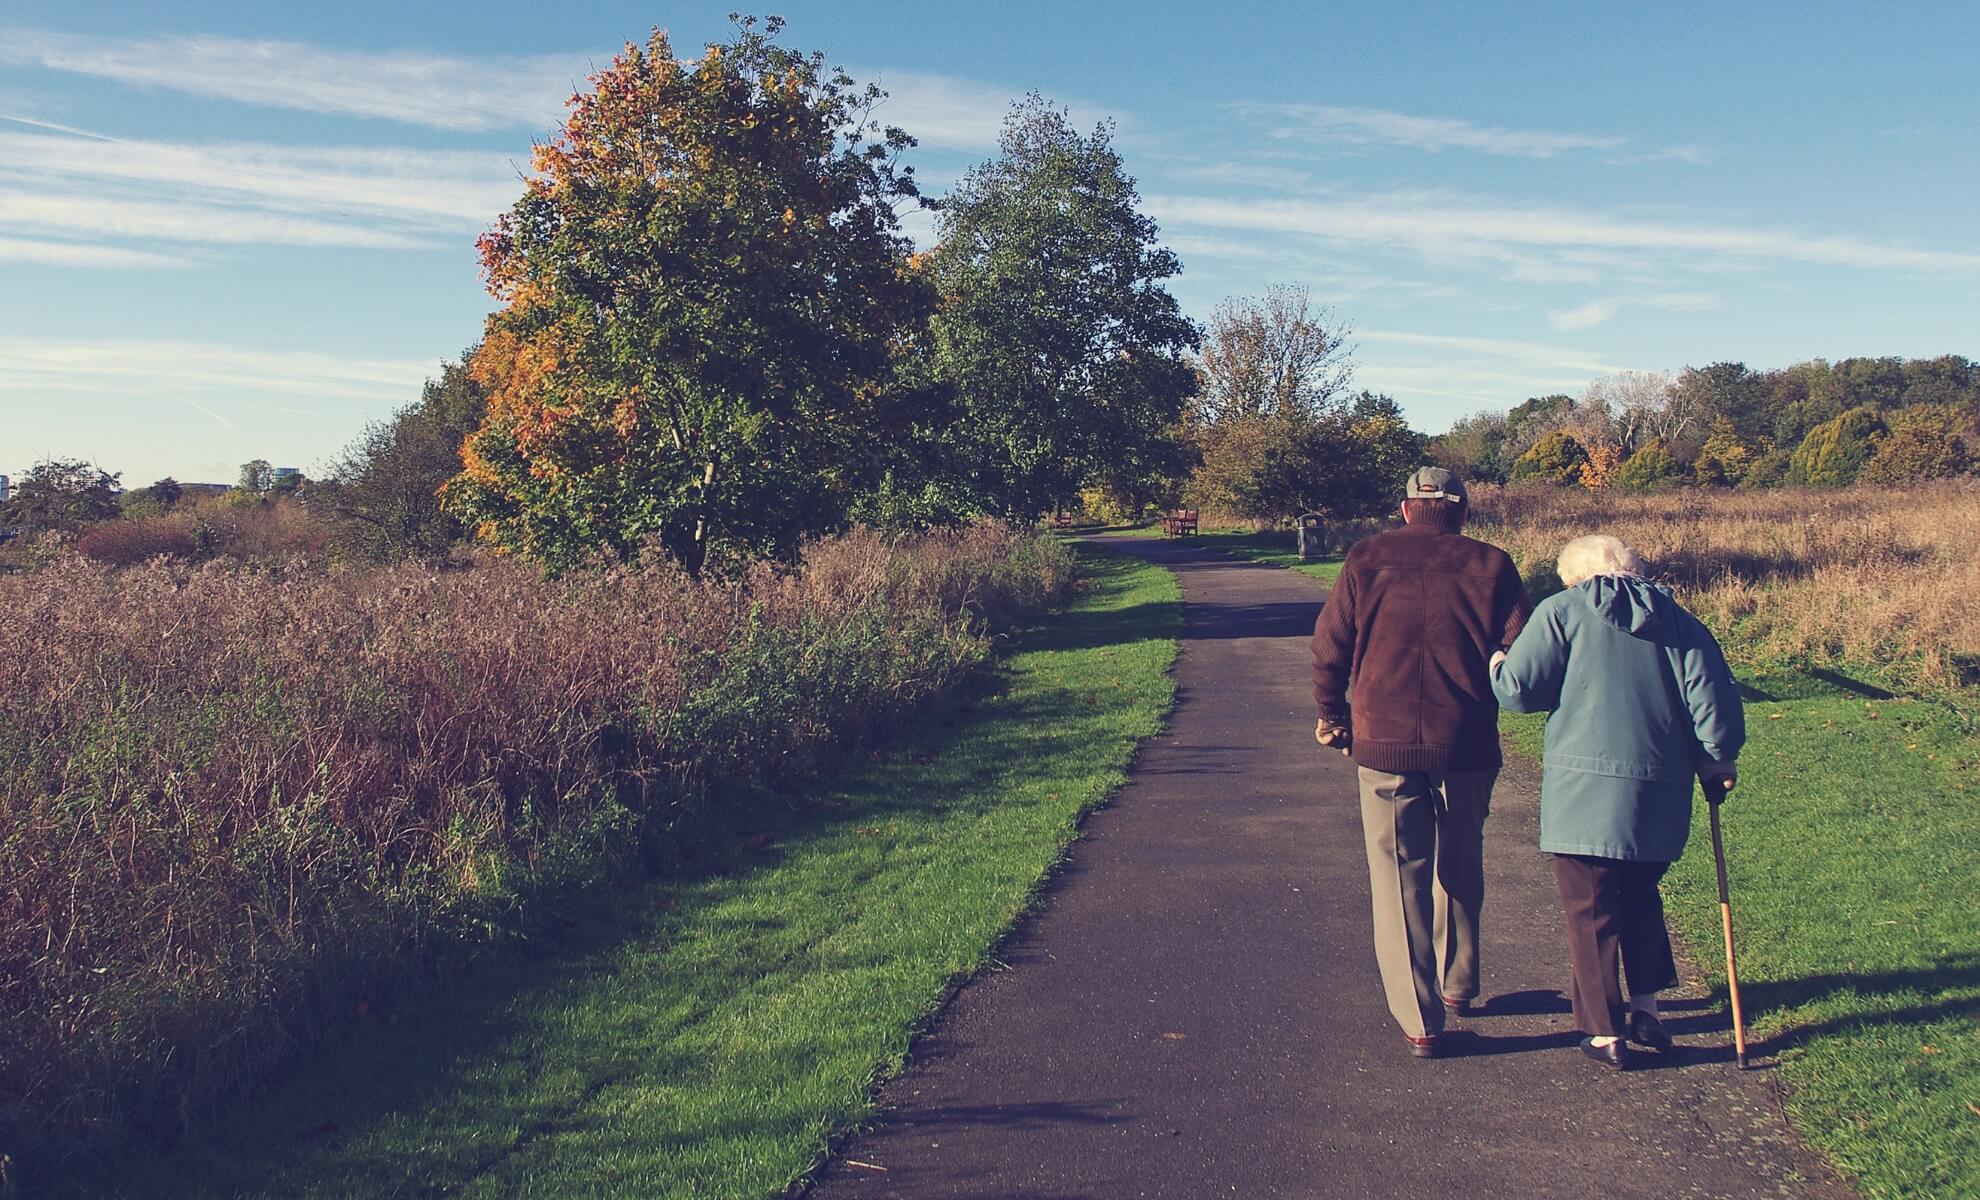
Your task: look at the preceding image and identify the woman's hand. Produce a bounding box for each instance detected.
[1489,649,1508,673]
[1315,719,1351,757]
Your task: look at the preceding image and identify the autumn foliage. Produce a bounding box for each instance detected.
[446,19,934,574]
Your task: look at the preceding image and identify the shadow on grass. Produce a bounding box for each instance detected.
[1739,951,1980,1060]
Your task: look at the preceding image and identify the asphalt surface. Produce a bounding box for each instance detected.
[806,534,1848,1200]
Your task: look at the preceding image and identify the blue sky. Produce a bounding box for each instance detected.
[3,0,1976,487]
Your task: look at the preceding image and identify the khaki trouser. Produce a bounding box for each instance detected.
[1356,766,1496,1038]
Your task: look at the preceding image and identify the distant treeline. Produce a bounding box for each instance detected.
[1430,355,1978,490]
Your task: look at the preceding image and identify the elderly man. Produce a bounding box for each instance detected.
[1311,467,1532,1058]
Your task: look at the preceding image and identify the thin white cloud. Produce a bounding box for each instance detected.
[1357,329,1630,377]
[0,338,434,404]
[856,68,1121,152]
[0,29,582,132]
[1547,291,1718,331]
[1246,104,1627,158]
[0,235,189,269]
[1146,193,1980,276]
[0,190,428,248]
[0,129,519,227]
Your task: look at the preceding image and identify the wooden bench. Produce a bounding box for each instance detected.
[1161,508,1198,538]
[1050,511,1076,530]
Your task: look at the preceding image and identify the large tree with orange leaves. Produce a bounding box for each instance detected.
[445,16,935,573]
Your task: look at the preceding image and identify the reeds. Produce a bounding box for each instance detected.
[1467,484,1980,690]
[0,522,1073,1169]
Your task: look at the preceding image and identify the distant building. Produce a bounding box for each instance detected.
[0,473,9,505]
[270,467,303,492]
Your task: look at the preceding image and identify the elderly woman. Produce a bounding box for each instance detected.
[1489,535,1744,1070]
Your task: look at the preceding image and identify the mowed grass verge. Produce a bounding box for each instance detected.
[1115,522,1345,584]
[1501,679,1979,1200]
[70,545,1181,1200]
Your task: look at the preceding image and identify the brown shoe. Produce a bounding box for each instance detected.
[1406,1034,1443,1059]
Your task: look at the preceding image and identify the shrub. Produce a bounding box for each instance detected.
[1788,405,1885,486]
[0,523,1073,1174]
[1509,430,1589,485]
[1612,440,1686,492]
[1859,403,1971,485]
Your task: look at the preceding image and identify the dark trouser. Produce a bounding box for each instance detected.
[1552,854,1679,1038]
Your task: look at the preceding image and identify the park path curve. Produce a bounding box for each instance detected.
[807,534,1848,1200]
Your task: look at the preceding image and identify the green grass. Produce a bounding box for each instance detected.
[1115,522,1344,584]
[1501,676,1980,1200]
[66,547,1181,1200]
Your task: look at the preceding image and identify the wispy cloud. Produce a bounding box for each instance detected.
[1547,291,1719,331]
[0,338,434,404]
[0,124,522,265]
[1146,192,1980,277]
[1244,104,1628,158]
[0,128,520,227]
[0,189,429,249]
[1,30,585,132]
[1357,329,1630,376]
[1353,330,1639,413]
[0,234,189,269]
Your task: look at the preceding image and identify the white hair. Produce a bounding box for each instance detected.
[1557,534,1645,587]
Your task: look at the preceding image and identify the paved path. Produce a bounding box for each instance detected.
[809,536,1847,1200]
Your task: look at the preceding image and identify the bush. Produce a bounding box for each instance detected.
[1788,405,1885,486]
[71,499,329,566]
[1509,430,1589,485]
[1612,440,1686,492]
[0,523,1073,1174]
[1859,403,1971,484]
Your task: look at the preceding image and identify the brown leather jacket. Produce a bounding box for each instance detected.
[1311,525,1532,773]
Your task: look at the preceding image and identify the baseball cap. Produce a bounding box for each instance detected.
[1404,466,1466,503]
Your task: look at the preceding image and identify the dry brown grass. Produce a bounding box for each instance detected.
[0,522,1073,1170]
[1466,483,1980,690]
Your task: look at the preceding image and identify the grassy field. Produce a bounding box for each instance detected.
[60,545,1181,1199]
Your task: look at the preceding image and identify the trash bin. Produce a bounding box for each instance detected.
[1297,513,1325,561]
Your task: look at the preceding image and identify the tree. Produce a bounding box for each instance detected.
[236,460,272,494]
[930,94,1199,519]
[443,17,935,573]
[1195,284,1352,423]
[1859,404,1971,484]
[1675,362,1768,443]
[1788,406,1886,486]
[1692,419,1762,487]
[119,477,183,519]
[1510,431,1589,485]
[317,355,489,560]
[0,458,121,534]
[1428,410,1512,483]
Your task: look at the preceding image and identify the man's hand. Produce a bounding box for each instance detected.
[1315,719,1351,757]
[1699,762,1737,802]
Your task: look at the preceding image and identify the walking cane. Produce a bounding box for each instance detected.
[1706,777,1749,1069]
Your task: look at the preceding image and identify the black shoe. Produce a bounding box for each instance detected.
[1406,1034,1444,1059]
[1628,1010,1674,1053]
[1580,1036,1632,1070]
[1442,995,1473,1017]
